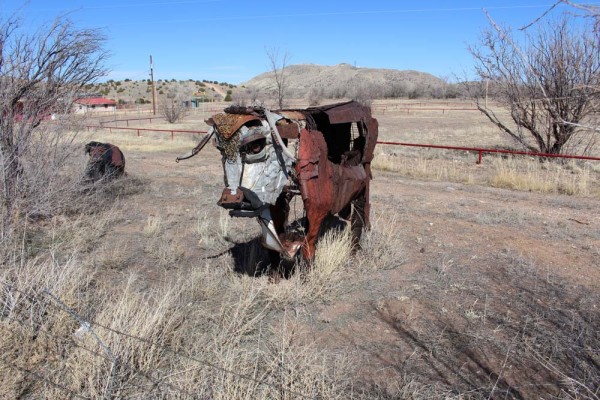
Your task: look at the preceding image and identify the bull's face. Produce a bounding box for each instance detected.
[215,118,293,216]
[204,111,300,258]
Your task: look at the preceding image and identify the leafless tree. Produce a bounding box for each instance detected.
[349,79,380,107]
[0,15,108,236]
[561,1,599,30]
[232,87,264,107]
[306,87,324,106]
[266,46,290,109]
[160,89,188,123]
[469,14,600,155]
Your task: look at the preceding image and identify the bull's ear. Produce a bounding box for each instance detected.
[85,143,91,154]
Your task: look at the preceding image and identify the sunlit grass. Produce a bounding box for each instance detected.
[372,152,475,184]
[490,157,592,195]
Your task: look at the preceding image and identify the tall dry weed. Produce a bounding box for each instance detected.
[359,211,407,270]
[490,157,592,195]
[265,226,353,306]
[372,151,474,184]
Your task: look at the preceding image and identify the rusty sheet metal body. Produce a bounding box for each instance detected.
[206,101,378,261]
[292,101,377,259]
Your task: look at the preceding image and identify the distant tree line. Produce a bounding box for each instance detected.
[231,79,468,108]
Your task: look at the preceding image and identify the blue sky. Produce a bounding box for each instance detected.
[2,1,589,84]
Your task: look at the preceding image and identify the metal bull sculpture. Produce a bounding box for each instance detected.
[83,141,125,183]
[177,101,378,261]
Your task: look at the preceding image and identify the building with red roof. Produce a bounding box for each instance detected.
[74,97,117,114]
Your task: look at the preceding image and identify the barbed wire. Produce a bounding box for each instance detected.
[4,310,196,398]
[0,280,318,400]
[0,355,92,400]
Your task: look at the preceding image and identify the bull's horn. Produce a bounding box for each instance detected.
[264,109,296,161]
[175,128,215,163]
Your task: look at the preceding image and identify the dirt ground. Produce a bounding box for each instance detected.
[92,142,598,397]
[79,103,600,398]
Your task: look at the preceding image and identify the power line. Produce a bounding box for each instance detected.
[87,3,586,26]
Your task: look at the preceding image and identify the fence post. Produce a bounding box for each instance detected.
[137,129,140,137]
[171,131,174,141]
[477,150,483,164]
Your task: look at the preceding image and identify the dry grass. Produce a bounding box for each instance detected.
[490,157,593,195]
[373,150,598,197]
[0,190,370,399]
[143,215,162,237]
[1,100,599,399]
[358,211,407,271]
[372,152,475,184]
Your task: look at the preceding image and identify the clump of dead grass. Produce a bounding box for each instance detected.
[143,215,162,237]
[358,211,407,270]
[489,157,592,195]
[372,151,474,184]
[265,226,354,306]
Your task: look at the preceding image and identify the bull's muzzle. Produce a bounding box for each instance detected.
[218,187,265,218]
[218,187,302,259]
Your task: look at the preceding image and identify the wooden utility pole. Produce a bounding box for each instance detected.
[150,55,157,115]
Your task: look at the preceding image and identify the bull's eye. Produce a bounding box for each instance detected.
[240,138,266,155]
[240,138,268,163]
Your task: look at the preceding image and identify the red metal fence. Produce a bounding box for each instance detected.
[377,141,600,164]
[85,125,207,140]
[87,124,600,164]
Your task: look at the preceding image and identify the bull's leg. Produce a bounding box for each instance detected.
[302,207,329,261]
[85,162,101,183]
[266,202,286,273]
[105,164,116,181]
[350,191,367,249]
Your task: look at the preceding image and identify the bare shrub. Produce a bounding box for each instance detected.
[307,86,324,106]
[469,14,600,155]
[349,79,380,107]
[0,14,108,236]
[160,90,189,123]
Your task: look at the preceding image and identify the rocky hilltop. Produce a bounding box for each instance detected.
[242,63,445,98]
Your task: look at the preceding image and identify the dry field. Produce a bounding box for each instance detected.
[1,100,599,399]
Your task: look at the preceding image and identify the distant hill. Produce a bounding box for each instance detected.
[89,79,237,106]
[242,63,446,98]
[88,64,455,106]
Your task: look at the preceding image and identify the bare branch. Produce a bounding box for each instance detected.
[0,14,108,235]
[519,1,561,30]
[470,12,600,155]
[265,46,290,109]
